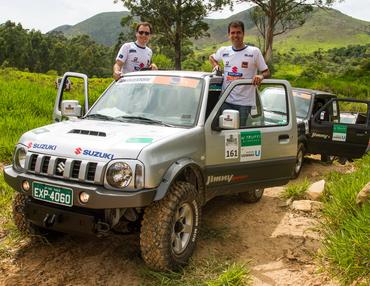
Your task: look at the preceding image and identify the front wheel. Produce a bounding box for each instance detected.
[292,143,305,178]
[140,181,201,270]
[12,193,60,240]
[239,189,264,203]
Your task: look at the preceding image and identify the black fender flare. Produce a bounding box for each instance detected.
[154,159,205,203]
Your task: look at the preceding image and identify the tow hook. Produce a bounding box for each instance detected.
[43,213,56,228]
[96,221,110,236]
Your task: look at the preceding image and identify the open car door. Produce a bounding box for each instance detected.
[310,98,370,159]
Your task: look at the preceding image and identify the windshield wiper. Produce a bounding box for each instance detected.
[116,116,175,127]
[84,113,116,121]
[263,109,287,115]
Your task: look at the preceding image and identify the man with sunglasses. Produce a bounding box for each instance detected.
[113,22,157,80]
[209,21,270,127]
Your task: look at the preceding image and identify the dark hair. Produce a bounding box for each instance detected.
[228,21,244,33]
[136,22,153,34]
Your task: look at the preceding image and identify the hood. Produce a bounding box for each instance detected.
[19,119,184,161]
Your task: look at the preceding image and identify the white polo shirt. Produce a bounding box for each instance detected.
[116,42,153,74]
[212,45,268,106]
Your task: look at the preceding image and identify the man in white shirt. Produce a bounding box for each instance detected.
[209,21,270,126]
[113,22,157,80]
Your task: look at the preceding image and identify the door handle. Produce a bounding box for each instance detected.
[278,134,290,144]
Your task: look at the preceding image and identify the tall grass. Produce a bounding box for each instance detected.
[0,68,111,163]
[320,154,370,285]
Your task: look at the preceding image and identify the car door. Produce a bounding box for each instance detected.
[204,79,297,200]
[310,98,370,159]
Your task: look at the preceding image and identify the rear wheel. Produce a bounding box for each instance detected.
[239,189,264,203]
[140,181,201,270]
[321,154,335,164]
[292,143,305,178]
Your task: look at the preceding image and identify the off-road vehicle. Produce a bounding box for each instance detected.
[259,87,370,177]
[4,71,298,270]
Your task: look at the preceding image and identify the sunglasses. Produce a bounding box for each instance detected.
[137,31,150,36]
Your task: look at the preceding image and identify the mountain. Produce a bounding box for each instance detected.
[50,8,370,52]
[50,11,130,46]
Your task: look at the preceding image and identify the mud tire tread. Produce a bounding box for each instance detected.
[140,181,201,271]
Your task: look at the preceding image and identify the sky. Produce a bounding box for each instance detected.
[0,0,369,33]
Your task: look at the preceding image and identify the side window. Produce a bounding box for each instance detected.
[318,100,368,125]
[338,101,368,125]
[216,83,289,129]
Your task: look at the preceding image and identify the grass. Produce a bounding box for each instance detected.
[0,68,111,163]
[139,258,251,286]
[319,154,370,285]
[281,178,310,200]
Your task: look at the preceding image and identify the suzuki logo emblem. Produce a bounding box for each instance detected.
[75,147,82,155]
[57,162,65,173]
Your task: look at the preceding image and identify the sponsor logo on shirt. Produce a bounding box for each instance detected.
[244,54,253,57]
[241,61,249,68]
[129,49,137,53]
[225,61,230,67]
[132,57,138,63]
[139,63,145,69]
[222,53,229,57]
[231,66,238,73]
[118,54,124,59]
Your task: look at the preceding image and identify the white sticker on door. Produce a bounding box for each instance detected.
[240,131,262,162]
[333,124,347,142]
[225,133,239,159]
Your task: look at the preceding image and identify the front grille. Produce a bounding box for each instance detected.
[25,153,105,185]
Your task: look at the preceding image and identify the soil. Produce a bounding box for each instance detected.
[0,156,355,286]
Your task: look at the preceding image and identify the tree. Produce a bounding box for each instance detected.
[212,0,340,63]
[117,0,211,69]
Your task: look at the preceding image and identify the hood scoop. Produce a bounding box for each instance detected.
[68,129,106,137]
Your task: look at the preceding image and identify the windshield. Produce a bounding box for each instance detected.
[87,75,203,127]
[292,91,311,119]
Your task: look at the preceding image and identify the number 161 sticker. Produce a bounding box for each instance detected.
[225,133,239,159]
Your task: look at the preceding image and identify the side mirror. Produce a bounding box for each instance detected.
[53,72,89,122]
[320,111,326,121]
[61,100,82,118]
[219,109,240,129]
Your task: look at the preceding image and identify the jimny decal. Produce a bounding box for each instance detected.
[28,142,57,151]
[74,147,114,160]
[206,175,234,185]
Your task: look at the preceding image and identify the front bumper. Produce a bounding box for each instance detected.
[4,165,156,209]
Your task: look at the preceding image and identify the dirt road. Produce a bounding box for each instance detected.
[0,157,352,285]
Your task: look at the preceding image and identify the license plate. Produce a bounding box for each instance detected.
[32,182,73,207]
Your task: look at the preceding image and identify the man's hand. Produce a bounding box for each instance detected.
[113,70,122,80]
[252,74,264,86]
[150,63,158,70]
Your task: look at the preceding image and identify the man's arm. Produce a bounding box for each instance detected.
[113,60,124,80]
[209,55,220,71]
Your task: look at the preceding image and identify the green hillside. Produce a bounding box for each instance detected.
[274,8,370,53]
[51,8,370,54]
[51,11,130,46]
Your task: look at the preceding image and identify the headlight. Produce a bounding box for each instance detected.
[106,162,132,188]
[14,146,27,171]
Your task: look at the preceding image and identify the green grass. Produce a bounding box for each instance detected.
[0,68,111,163]
[281,179,310,200]
[319,154,370,285]
[139,258,251,286]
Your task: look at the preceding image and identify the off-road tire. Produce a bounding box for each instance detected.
[239,189,264,203]
[292,143,305,178]
[13,192,60,240]
[140,181,201,271]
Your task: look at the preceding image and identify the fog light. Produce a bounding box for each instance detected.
[22,180,30,191]
[79,192,90,203]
